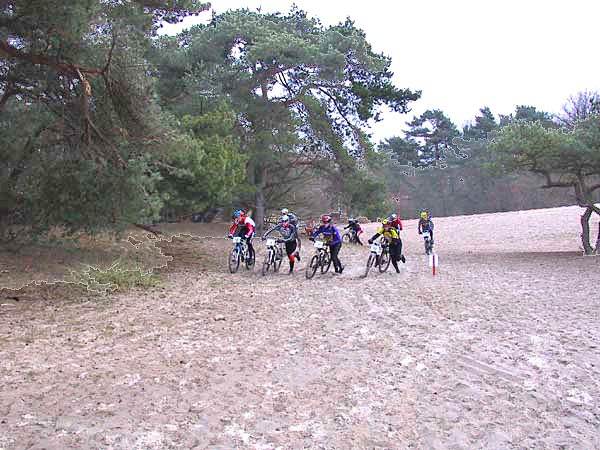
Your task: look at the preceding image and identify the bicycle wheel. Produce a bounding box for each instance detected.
[364,253,375,278]
[262,250,272,276]
[321,251,332,274]
[305,254,319,279]
[245,247,255,270]
[274,245,283,272]
[228,248,240,273]
[379,247,391,273]
[342,233,351,244]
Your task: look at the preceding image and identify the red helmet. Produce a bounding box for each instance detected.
[321,214,332,224]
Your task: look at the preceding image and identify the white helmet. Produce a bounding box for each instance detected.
[281,215,290,223]
[391,213,397,220]
[281,208,289,215]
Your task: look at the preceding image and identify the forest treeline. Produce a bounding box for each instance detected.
[1,2,599,253]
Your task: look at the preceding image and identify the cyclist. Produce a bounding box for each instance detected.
[368,218,406,273]
[309,214,344,274]
[280,208,299,227]
[386,212,403,232]
[263,215,300,274]
[418,211,434,243]
[343,218,364,245]
[228,209,256,263]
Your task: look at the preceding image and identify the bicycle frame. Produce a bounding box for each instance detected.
[370,240,383,257]
[265,238,277,262]
[305,240,332,279]
[363,237,390,277]
[233,236,247,258]
[423,233,433,255]
[267,239,283,262]
[314,240,329,259]
[262,237,282,275]
[229,236,253,273]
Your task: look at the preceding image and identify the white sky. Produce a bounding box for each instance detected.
[161,0,600,143]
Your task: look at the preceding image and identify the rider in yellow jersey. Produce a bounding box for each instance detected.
[418,211,434,243]
[368,218,406,273]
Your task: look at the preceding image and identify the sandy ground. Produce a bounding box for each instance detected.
[1,205,599,449]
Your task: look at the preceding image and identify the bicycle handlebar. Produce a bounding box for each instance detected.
[262,237,285,244]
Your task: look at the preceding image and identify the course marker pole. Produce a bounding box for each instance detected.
[428,253,439,276]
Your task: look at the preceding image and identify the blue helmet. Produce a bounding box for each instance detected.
[233,209,244,218]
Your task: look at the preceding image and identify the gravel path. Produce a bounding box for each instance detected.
[1,206,599,449]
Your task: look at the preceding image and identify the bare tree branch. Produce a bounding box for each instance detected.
[133,0,209,13]
[88,119,127,166]
[133,223,162,236]
[0,41,103,77]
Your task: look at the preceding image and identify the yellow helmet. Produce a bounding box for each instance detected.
[421,212,428,219]
[382,218,390,226]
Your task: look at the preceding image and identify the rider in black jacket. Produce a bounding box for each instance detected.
[343,219,364,245]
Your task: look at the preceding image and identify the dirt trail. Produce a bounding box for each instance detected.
[1,206,599,449]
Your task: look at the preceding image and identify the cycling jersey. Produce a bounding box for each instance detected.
[263,223,298,242]
[229,215,256,237]
[374,226,401,241]
[386,217,403,230]
[311,224,341,246]
[418,218,434,232]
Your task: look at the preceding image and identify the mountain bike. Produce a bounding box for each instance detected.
[342,230,360,244]
[261,237,284,276]
[363,237,391,277]
[228,236,254,273]
[422,233,434,255]
[305,240,332,279]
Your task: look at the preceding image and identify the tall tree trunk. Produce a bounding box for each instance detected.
[254,166,268,234]
[580,206,593,255]
[440,176,449,217]
[255,188,266,234]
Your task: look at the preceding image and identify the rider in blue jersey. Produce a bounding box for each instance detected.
[310,214,344,274]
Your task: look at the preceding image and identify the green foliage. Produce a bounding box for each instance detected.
[174,7,420,225]
[30,157,160,235]
[378,136,421,166]
[462,107,498,140]
[0,105,163,244]
[68,260,161,294]
[489,115,600,253]
[2,3,420,239]
[405,109,461,165]
[498,105,555,128]
[489,120,579,175]
[338,167,391,220]
[489,115,600,195]
[156,110,247,218]
[334,150,392,219]
[0,0,210,243]
[374,103,582,220]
